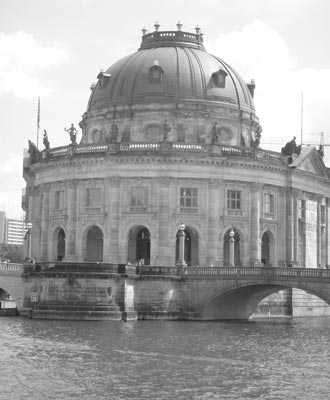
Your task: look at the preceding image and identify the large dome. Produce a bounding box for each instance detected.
[80,26,261,147]
[87,30,255,112]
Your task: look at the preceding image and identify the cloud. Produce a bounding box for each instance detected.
[0,32,69,99]
[205,20,330,150]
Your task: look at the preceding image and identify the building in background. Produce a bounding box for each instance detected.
[0,211,25,245]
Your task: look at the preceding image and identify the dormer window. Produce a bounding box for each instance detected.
[212,68,228,88]
[97,71,111,88]
[149,61,163,84]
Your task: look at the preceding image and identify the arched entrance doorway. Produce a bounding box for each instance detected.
[127,226,151,265]
[223,230,241,266]
[175,226,199,266]
[86,226,103,262]
[57,229,65,261]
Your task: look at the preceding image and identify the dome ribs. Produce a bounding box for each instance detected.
[190,49,207,99]
[181,47,197,99]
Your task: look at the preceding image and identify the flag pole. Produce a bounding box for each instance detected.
[37,96,40,148]
[300,92,303,146]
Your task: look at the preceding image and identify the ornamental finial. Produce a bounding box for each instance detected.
[142,26,148,36]
[177,21,183,31]
[195,25,201,34]
[154,21,160,31]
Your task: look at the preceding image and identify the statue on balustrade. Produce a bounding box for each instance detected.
[211,122,221,144]
[162,120,171,142]
[109,120,119,143]
[28,140,41,163]
[43,130,50,150]
[64,123,78,145]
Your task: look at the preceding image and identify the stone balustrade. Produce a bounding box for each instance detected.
[0,262,23,275]
[27,142,286,165]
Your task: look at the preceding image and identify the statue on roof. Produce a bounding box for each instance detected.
[43,130,50,150]
[64,123,78,145]
[28,140,41,163]
[281,136,301,156]
[211,122,221,144]
[109,120,119,143]
[162,120,171,142]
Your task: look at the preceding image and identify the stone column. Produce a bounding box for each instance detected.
[250,183,262,266]
[40,184,50,261]
[66,180,78,261]
[108,177,121,263]
[326,199,330,268]
[286,188,295,267]
[293,190,299,265]
[207,179,220,265]
[157,177,171,266]
[176,223,187,267]
[317,199,322,267]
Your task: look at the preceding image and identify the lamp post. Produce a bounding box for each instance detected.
[229,229,235,267]
[177,222,187,268]
[26,221,32,260]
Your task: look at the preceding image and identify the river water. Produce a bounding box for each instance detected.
[1,317,330,400]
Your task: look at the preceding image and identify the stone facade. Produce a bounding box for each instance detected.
[21,27,330,319]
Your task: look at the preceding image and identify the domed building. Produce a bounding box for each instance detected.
[22,24,330,319]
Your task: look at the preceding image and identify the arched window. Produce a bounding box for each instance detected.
[57,229,65,261]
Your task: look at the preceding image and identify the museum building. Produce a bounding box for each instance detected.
[23,24,330,276]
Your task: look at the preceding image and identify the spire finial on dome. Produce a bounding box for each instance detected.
[154,21,160,31]
[177,21,183,31]
[142,26,148,36]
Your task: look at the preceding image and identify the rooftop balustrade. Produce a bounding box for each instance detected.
[27,141,285,166]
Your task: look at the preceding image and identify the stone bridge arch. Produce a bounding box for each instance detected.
[195,279,330,320]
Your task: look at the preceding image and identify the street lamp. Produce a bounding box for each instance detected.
[177,222,187,267]
[229,229,235,267]
[26,221,32,260]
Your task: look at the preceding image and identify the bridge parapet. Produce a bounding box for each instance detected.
[180,266,330,282]
[0,262,23,276]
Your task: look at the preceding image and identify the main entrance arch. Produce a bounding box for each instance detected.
[128,226,151,265]
[85,226,103,262]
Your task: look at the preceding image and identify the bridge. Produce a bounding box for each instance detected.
[2,263,330,320]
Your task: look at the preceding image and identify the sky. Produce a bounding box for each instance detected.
[1,0,330,219]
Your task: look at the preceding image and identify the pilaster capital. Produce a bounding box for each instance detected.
[159,177,171,187]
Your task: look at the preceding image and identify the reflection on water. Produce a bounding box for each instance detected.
[1,317,330,399]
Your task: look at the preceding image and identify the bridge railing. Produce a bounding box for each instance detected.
[181,266,330,280]
[0,262,23,276]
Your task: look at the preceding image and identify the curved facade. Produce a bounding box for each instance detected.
[23,28,330,272]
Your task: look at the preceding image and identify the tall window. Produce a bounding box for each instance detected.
[180,188,198,212]
[264,193,275,214]
[86,188,101,207]
[227,190,241,210]
[131,187,148,211]
[54,190,64,210]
